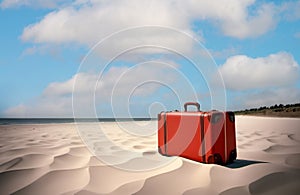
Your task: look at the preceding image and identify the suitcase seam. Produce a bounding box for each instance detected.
[224,113,227,163]
[163,113,167,155]
[200,113,206,163]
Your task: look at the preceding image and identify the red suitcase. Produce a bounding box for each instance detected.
[158,102,237,164]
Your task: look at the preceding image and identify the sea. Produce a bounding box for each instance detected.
[0,118,154,125]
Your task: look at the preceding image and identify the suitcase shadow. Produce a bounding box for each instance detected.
[225,159,266,169]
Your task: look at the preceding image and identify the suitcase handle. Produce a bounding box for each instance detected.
[184,102,200,112]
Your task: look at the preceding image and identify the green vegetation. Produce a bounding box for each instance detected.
[234,103,300,118]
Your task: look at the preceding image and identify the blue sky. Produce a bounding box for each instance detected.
[1,0,300,118]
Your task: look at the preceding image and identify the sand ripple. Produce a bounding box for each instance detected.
[0,117,299,194]
[249,172,300,195]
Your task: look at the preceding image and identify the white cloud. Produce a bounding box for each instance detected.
[97,62,179,98]
[21,45,63,60]
[19,0,279,55]
[221,3,276,38]
[279,0,300,21]
[4,97,73,118]
[0,0,72,9]
[20,1,193,44]
[4,61,182,117]
[207,47,239,59]
[9,1,300,40]
[219,52,300,90]
[4,104,27,117]
[235,88,300,109]
[220,51,300,110]
[20,0,200,59]
[6,0,299,116]
[182,0,276,39]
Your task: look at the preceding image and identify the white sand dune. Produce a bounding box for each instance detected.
[0,116,299,194]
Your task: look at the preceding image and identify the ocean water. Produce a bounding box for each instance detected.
[0,118,154,125]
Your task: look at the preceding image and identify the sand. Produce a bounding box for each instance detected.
[0,116,299,195]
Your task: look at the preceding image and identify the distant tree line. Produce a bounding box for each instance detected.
[235,103,300,114]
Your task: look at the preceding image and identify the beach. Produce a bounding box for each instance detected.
[0,116,299,195]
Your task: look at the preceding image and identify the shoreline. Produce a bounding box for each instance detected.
[1,114,299,126]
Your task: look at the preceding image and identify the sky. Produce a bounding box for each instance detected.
[0,0,300,118]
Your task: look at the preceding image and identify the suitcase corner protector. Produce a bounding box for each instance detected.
[158,147,171,157]
[158,147,164,155]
